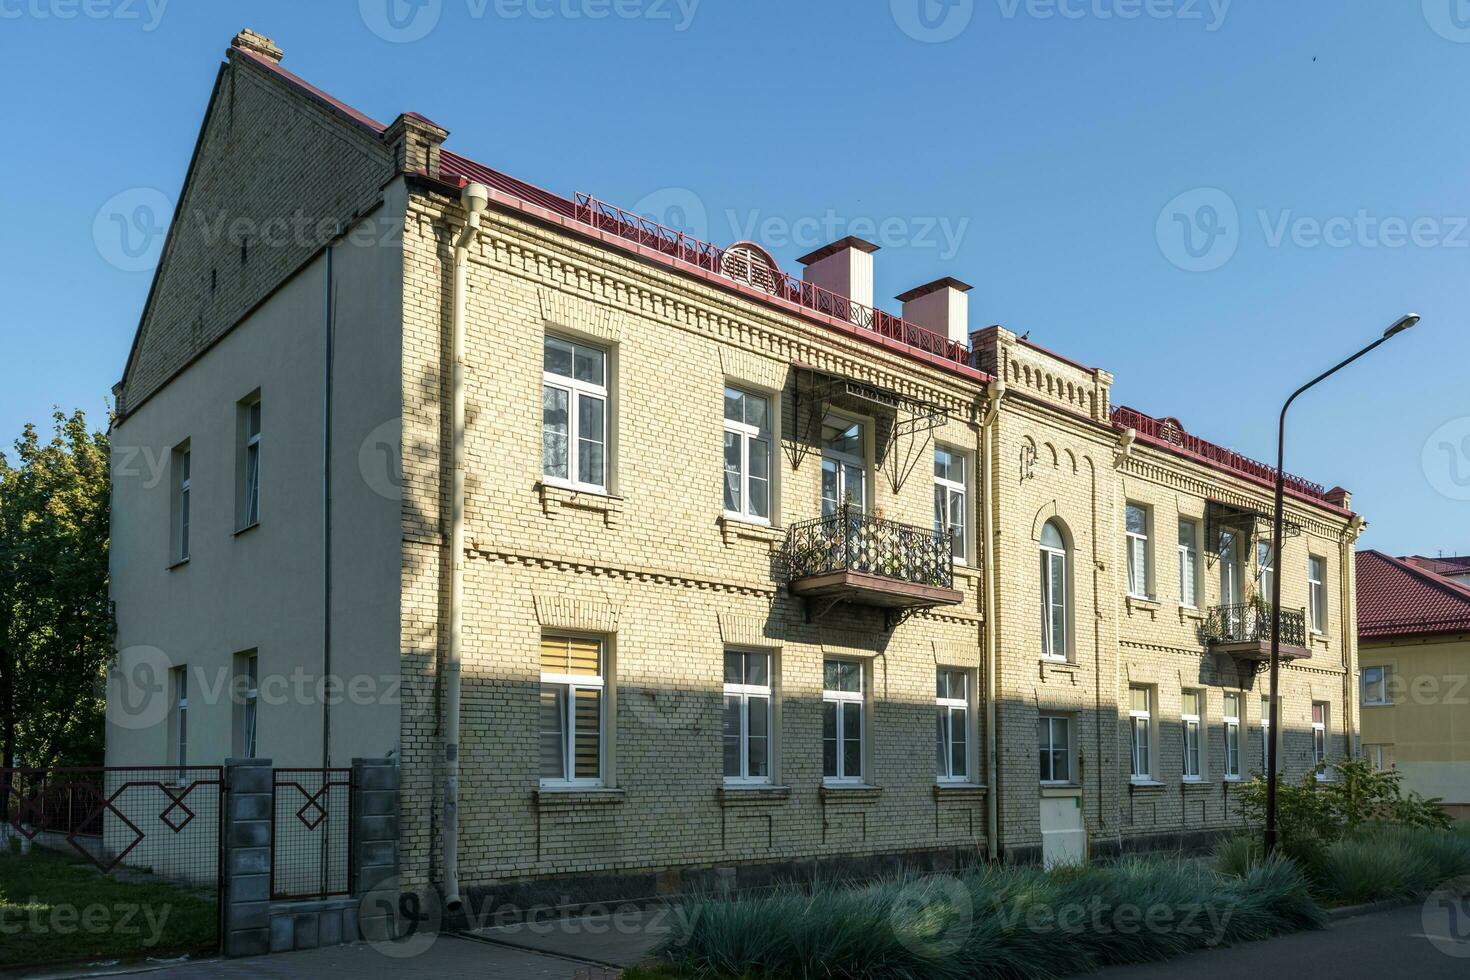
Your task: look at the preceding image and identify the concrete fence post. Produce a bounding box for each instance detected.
[351,757,399,897]
[222,758,273,957]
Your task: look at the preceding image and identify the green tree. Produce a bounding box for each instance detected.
[0,409,113,772]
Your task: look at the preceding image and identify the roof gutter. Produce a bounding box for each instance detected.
[440,181,489,913]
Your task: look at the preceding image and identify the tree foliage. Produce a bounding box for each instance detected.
[0,410,113,769]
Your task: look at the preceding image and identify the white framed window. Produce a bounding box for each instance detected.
[820,416,866,516]
[238,395,261,530]
[933,447,968,564]
[171,666,188,779]
[822,659,864,784]
[935,669,970,783]
[723,650,772,784]
[1257,541,1275,602]
[539,635,606,787]
[542,335,608,492]
[1312,701,1328,774]
[1177,519,1199,608]
[1038,714,1072,784]
[1308,555,1326,633]
[1217,530,1242,609]
[172,445,191,564]
[1363,743,1393,770]
[1181,690,1202,780]
[1129,685,1153,781]
[1223,692,1241,780]
[1125,503,1150,598]
[1362,666,1390,706]
[722,387,772,523]
[1040,521,1068,661]
[233,652,258,758]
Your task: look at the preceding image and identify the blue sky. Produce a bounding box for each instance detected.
[2,1,1467,555]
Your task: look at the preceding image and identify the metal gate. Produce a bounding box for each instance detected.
[270,767,353,900]
[1,766,224,965]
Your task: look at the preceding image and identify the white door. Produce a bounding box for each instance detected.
[1040,796,1086,868]
[820,416,866,516]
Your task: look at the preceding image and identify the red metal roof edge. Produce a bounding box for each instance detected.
[230,46,389,134]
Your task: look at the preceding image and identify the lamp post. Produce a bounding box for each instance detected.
[1263,313,1420,857]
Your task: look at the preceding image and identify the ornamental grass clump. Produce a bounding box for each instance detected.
[655,856,1323,980]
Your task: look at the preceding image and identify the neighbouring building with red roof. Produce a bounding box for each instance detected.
[103,29,1368,951]
[1357,550,1470,819]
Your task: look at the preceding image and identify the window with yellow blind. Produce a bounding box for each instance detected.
[539,635,605,786]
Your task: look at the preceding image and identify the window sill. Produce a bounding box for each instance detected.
[1223,776,1243,784]
[233,521,260,538]
[536,482,624,527]
[934,782,987,802]
[533,787,625,807]
[819,783,881,803]
[1128,779,1166,792]
[952,563,982,585]
[718,514,784,549]
[718,784,790,806]
[1125,594,1161,615]
[166,557,190,571]
[1039,783,1081,798]
[1182,778,1211,789]
[1361,702,1392,709]
[1178,606,1204,622]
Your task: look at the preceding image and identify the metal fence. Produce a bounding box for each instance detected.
[270,768,353,900]
[1206,602,1308,647]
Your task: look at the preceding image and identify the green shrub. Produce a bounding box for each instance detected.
[656,857,1325,980]
[1214,834,1261,878]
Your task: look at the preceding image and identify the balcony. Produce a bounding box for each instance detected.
[783,509,963,629]
[1205,603,1311,666]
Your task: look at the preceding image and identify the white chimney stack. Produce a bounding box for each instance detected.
[797,236,879,313]
[897,277,972,346]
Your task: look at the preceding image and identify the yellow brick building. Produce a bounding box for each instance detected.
[108,31,1365,910]
[1356,551,1470,820]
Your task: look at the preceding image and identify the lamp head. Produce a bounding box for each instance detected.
[1384,313,1420,338]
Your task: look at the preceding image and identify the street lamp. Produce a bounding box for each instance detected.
[1263,313,1420,857]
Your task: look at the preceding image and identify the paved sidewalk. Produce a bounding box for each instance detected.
[1094,897,1470,978]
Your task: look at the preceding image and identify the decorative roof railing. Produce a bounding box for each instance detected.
[572,194,971,367]
[1111,406,1329,501]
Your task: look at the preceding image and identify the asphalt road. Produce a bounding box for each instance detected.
[1094,897,1470,979]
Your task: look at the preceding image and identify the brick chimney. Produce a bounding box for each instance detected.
[384,112,449,181]
[897,277,972,346]
[797,237,878,315]
[231,28,283,64]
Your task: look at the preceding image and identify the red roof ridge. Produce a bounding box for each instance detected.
[229,45,389,135]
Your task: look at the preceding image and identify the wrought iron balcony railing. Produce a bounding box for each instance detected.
[783,508,954,590]
[1205,602,1308,648]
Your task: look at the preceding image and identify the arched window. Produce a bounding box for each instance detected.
[1040,521,1068,661]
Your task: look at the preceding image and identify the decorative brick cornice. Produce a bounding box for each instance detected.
[470,547,779,598]
[412,198,979,414]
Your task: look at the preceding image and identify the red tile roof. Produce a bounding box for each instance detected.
[1357,549,1470,639]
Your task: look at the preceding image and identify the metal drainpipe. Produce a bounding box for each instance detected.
[980,378,1006,860]
[441,182,489,913]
